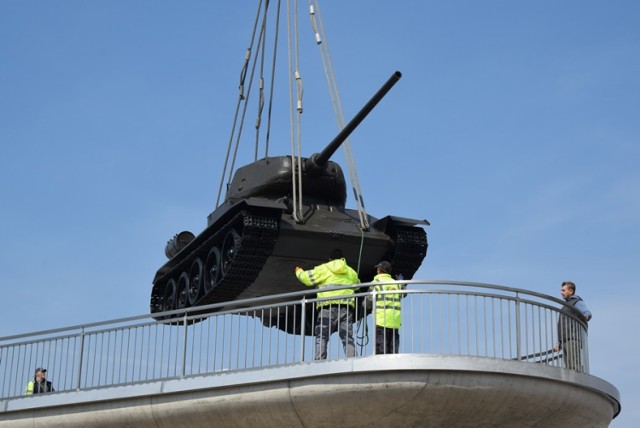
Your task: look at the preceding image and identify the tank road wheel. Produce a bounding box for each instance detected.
[204,247,221,294]
[162,279,177,312]
[221,229,241,275]
[188,258,203,306]
[176,272,189,309]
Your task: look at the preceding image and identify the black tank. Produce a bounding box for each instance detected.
[150,72,428,334]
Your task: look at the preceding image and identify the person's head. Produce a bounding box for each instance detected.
[329,248,343,261]
[560,281,576,300]
[34,368,46,381]
[375,261,392,274]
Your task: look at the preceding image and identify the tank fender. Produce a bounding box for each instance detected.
[241,197,288,210]
[371,215,430,230]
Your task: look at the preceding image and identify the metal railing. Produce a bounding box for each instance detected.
[0,280,589,400]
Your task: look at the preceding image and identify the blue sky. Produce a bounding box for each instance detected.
[1,1,638,425]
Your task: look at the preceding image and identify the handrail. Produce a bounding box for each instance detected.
[0,280,589,400]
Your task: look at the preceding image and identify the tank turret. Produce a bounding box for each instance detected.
[150,71,429,334]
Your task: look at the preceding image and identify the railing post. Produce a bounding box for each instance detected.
[181,313,188,378]
[515,293,522,361]
[75,327,85,391]
[300,297,307,362]
[371,290,377,355]
[583,328,590,373]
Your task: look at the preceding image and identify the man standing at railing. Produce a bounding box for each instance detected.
[370,261,403,354]
[295,248,360,360]
[554,281,592,371]
[25,367,55,395]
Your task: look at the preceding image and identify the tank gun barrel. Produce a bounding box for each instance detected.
[308,71,402,170]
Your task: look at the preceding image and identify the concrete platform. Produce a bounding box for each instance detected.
[0,354,621,427]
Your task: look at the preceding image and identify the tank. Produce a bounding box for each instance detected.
[150,71,429,334]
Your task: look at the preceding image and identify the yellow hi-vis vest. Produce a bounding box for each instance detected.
[372,273,402,329]
[296,258,360,307]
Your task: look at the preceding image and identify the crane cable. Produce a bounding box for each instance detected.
[215,0,268,208]
[216,0,371,236]
[308,0,370,231]
[254,6,267,162]
[263,0,282,159]
[288,0,304,223]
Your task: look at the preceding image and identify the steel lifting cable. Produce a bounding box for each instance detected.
[254,0,281,161]
[318,6,370,231]
[231,9,272,173]
[215,0,266,208]
[263,0,282,159]
[288,0,304,223]
[309,0,370,231]
[255,20,266,162]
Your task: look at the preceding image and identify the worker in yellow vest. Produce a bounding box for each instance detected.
[25,367,55,395]
[370,261,402,354]
[295,248,360,360]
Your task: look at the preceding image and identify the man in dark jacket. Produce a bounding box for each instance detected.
[553,281,592,371]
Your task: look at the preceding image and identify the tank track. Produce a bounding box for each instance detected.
[198,211,279,305]
[150,209,280,319]
[388,226,428,279]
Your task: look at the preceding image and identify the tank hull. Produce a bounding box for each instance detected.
[150,199,427,334]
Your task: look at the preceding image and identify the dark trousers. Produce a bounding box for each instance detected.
[375,326,399,354]
[315,305,356,360]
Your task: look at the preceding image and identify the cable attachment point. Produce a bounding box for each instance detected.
[309,5,322,44]
[295,70,304,113]
[238,48,251,100]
